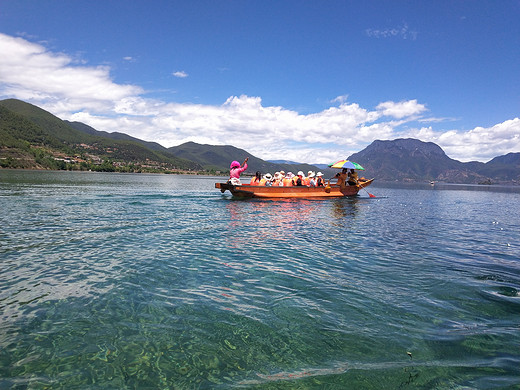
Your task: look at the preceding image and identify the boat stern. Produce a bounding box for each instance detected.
[215,182,255,198]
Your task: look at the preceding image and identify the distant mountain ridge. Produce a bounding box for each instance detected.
[267,159,301,165]
[65,121,168,152]
[168,141,321,175]
[1,98,518,184]
[348,138,519,184]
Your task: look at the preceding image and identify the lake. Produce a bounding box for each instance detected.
[1,170,519,389]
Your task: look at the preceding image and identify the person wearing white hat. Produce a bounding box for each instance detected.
[316,172,325,187]
[272,172,280,186]
[276,171,285,186]
[262,173,273,186]
[295,171,305,186]
[275,172,284,186]
[307,171,316,186]
[283,172,294,186]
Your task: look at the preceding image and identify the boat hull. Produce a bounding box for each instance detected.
[215,179,374,198]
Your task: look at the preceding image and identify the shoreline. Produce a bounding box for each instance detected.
[0,166,227,177]
[2,168,519,188]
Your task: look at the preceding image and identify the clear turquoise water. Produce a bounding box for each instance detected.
[1,170,519,389]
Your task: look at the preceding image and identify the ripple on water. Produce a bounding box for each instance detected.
[1,173,519,389]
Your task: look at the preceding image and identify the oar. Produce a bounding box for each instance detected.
[361,186,376,198]
[358,181,376,198]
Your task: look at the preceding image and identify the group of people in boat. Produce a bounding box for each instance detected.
[334,168,359,187]
[249,170,327,187]
[228,157,360,188]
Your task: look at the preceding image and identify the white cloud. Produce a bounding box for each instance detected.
[331,95,348,104]
[0,33,142,114]
[0,33,517,164]
[418,116,459,124]
[365,23,418,40]
[376,99,427,119]
[172,70,188,78]
[404,118,520,162]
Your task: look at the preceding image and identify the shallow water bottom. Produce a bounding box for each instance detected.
[0,171,519,389]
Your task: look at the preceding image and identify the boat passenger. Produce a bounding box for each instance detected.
[263,173,273,186]
[250,171,262,185]
[228,157,248,185]
[278,171,286,186]
[301,171,310,186]
[283,172,294,187]
[335,170,348,188]
[315,172,325,187]
[307,171,316,186]
[294,171,305,186]
[347,169,358,186]
[272,172,283,186]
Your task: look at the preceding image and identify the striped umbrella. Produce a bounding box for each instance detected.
[327,159,365,170]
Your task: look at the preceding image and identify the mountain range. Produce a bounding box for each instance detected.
[349,139,519,184]
[0,98,518,184]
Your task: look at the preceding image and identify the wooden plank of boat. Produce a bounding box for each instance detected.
[216,179,374,198]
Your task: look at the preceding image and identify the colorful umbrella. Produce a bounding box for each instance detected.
[328,159,365,170]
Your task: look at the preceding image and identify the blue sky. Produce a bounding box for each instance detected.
[0,0,519,163]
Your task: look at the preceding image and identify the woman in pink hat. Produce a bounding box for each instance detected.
[228,157,248,184]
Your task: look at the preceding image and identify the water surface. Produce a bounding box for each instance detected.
[1,170,519,389]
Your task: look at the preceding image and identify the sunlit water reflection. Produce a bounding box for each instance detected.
[1,171,519,389]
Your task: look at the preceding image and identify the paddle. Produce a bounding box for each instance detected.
[361,186,376,198]
[358,181,376,197]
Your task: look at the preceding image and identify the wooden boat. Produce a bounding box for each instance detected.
[215,179,374,198]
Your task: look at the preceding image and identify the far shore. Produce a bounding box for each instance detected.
[2,167,518,187]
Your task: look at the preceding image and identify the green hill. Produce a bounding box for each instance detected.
[0,99,92,146]
[168,141,322,175]
[65,120,168,152]
[0,99,201,172]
